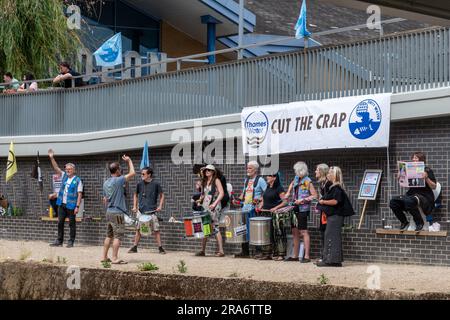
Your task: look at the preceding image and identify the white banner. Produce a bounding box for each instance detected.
[242,94,391,155]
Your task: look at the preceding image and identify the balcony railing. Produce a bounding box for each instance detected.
[1,27,449,136]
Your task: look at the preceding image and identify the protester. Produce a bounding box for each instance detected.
[48,149,83,248]
[257,172,287,261]
[285,162,317,263]
[48,171,64,218]
[53,62,83,88]
[314,163,332,262]
[233,161,267,258]
[102,155,135,264]
[317,166,354,267]
[195,164,225,257]
[389,152,437,231]
[128,167,166,254]
[191,179,203,211]
[18,73,38,92]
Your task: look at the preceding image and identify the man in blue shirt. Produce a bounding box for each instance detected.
[102,155,135,264]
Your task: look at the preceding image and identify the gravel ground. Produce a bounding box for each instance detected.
[1,239,449,295]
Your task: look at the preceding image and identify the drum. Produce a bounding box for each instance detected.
[274,206,294,227]
[192,214,205,239]
[249,217,271,246]
[201,213,213,237]
[183,216,194,237]
[124,214,139,231]
[223,210,247,244]
[138,214,153,237]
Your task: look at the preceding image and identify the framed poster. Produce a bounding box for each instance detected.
[358,170,383,200]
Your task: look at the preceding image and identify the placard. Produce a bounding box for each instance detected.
[398,161,425,188]
[358,170,382,200]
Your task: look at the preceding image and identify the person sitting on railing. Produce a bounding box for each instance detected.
[2,72,20,93]
[17,73,38,92]
[53,62,83,88]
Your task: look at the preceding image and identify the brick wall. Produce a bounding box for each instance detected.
[1,116,450,265]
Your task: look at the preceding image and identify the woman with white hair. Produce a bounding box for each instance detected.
[285,161,317,262]
[317,166,354,267]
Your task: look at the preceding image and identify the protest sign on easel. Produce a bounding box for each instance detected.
[358,170,383,229]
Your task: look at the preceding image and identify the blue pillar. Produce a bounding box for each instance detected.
[201,15,222,64]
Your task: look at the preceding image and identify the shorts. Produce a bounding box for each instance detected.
[138,213,160,232]
[106,212,125,240]
[293,211,309,231]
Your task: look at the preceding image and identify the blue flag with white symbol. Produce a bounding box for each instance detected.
[94,33,123,67]
[295,0,311,39]
[140,140,150,170]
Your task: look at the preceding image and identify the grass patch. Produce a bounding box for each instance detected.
[56,256,67,264]
[19,248,32,261]
[317,273,329,285]
[138,262,159,272]
[42,257,54,263]
[177,260,187,273]
[228,271,240,278]
[102,260,111,269]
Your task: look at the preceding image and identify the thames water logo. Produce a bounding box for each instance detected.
[348,99,382,140]
[245,111,269,148]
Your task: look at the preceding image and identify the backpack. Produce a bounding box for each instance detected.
[341,190,355,217]
[211,175,230,208]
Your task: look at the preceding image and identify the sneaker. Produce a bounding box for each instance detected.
[415,224,424,232]
[49,241,63,247]
[66,241,74,248]
[399,221,409,230]
[158,247,166,254]
[128,245,138,253]
[300,258,311,263]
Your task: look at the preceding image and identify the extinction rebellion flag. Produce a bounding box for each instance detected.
[6,141,17,183]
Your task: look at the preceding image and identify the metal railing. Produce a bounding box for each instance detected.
[0,26,449,136]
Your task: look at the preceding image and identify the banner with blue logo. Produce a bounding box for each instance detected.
[93,33,123,67]
[241,94,391,155]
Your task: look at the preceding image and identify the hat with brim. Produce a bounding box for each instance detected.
[200,164,216,172]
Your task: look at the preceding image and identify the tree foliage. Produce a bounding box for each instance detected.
[0,0,82,80]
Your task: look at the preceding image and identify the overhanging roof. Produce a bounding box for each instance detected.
[123,0,256,45]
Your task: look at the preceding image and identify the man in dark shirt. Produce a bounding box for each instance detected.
[390,152,437,231]
[128,167,166,254]
[53,62,83,88]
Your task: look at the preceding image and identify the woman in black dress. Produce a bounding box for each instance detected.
[316,166,353,267]
[314,163,332,262]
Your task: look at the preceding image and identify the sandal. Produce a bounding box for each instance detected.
[111,260,128,264]
[195,251,205,256]
[272,256,284,261]
[215,252,225,257]
[284,257,298,262]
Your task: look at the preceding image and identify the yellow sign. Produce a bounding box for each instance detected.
[6,141,17,183]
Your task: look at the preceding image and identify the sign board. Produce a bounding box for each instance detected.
[358,169,383,200]
[398,161,425,188]
[241,94,391,156]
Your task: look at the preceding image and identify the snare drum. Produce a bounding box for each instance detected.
[249,217,272,246]
[138,215,153,237]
